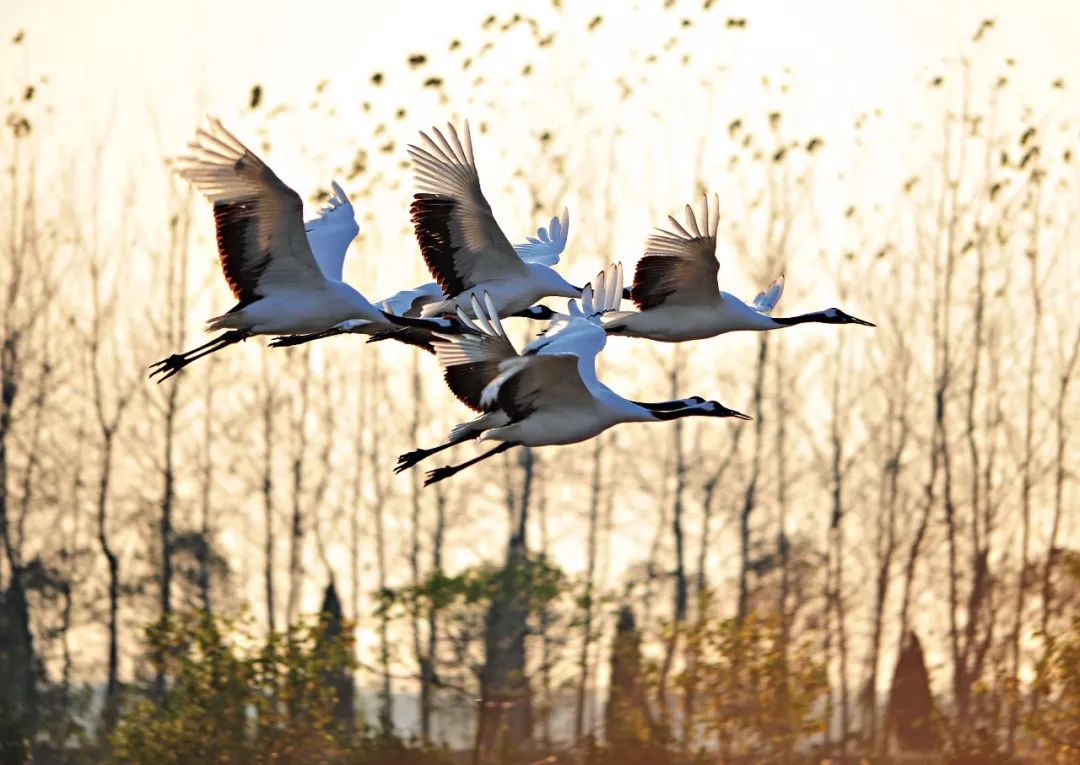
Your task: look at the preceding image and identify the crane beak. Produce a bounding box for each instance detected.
[850,315,876,327]
[712,403,752,420]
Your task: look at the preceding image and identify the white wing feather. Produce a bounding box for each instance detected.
[480,356,532,409]
[306,181,359,282]
[522,263,622,354]
[513,208,570,266]
[378,282,445,317]
[752,274,785,314]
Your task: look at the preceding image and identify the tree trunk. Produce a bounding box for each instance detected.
[367,351,394,733]
[575,438,603,740]
[154,199,190,698]
[866,370,906,754]
[425,486,446,744]
[261,358,277,634]
[198,371,214,614]
[286,353,311,626]
[828,336,850,755]
[155,376,178,699]
[475,454,535,761]
[97,430,121,731]
[1008,172,1043,753]
[738,335,769,623]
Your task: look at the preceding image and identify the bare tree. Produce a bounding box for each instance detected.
[87,252,137,730]
[259,353,278,634]
[1039,328,1080,649]
[146,183,193,699]
[196,364,216,614]
[285,348,313,626]
[737,336,768,624]
[368,348,394,732]
[1008,139,1045,753]
[574,437,603,740]
[0,106,60,738]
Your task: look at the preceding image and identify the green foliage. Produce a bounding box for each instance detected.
[384,554,565,623]
[677,610,828,761]
[0,702,29,765]
[107,611,450,765]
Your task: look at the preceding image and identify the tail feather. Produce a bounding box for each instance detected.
[448,420,483,442]
[205,305,250,332]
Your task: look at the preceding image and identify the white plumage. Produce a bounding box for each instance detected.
[270,209,573,350]
[305,181,359,283]
[150,119,392,381]
[394,264,751,485]
[513,208,570,266]
[603,195,875,341]
[408,122,584,319]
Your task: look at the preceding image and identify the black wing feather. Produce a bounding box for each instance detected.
[213,199,272,307]
[442,360,505,413]
[411,193,467,297]
[630,255,681,310]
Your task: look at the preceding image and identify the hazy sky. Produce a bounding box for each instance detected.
[3,0,1076,293]
[5,0,1078,127]
[4,0,1078,182]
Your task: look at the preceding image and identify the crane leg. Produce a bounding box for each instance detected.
[395,437,466,473]
[269,326,344,348]
[148,330,251,383]
[424,442,518,486]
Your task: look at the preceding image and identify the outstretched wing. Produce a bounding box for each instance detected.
[409,122,529,296]
[631,194,720,311]
[527,263,622,353]
[174,119,325,305]
[377,282,445,318]
[306,181,359,282]
[431,293,519,412]
[590,262,623,316]
[514,208,569,266]
[752,274,785,314]
[483,353,592,423]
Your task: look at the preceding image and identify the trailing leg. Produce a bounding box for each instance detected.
[269,326,345,348]
[424,442,518,486]
[148,329,251,382]
[396,439,461,473]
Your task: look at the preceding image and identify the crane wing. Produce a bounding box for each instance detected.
[751,274,785,314]
[377,282,446,318]
[524,264,622,355]
[484,354,592,423]
[431,294,519,413]
[630,194,721,311]
[513,207,569,266]
[174,119,325,305]
[409,122,529,296]
[305,181,359,282]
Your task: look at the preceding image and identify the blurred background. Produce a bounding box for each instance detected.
[1,0,1079,762]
